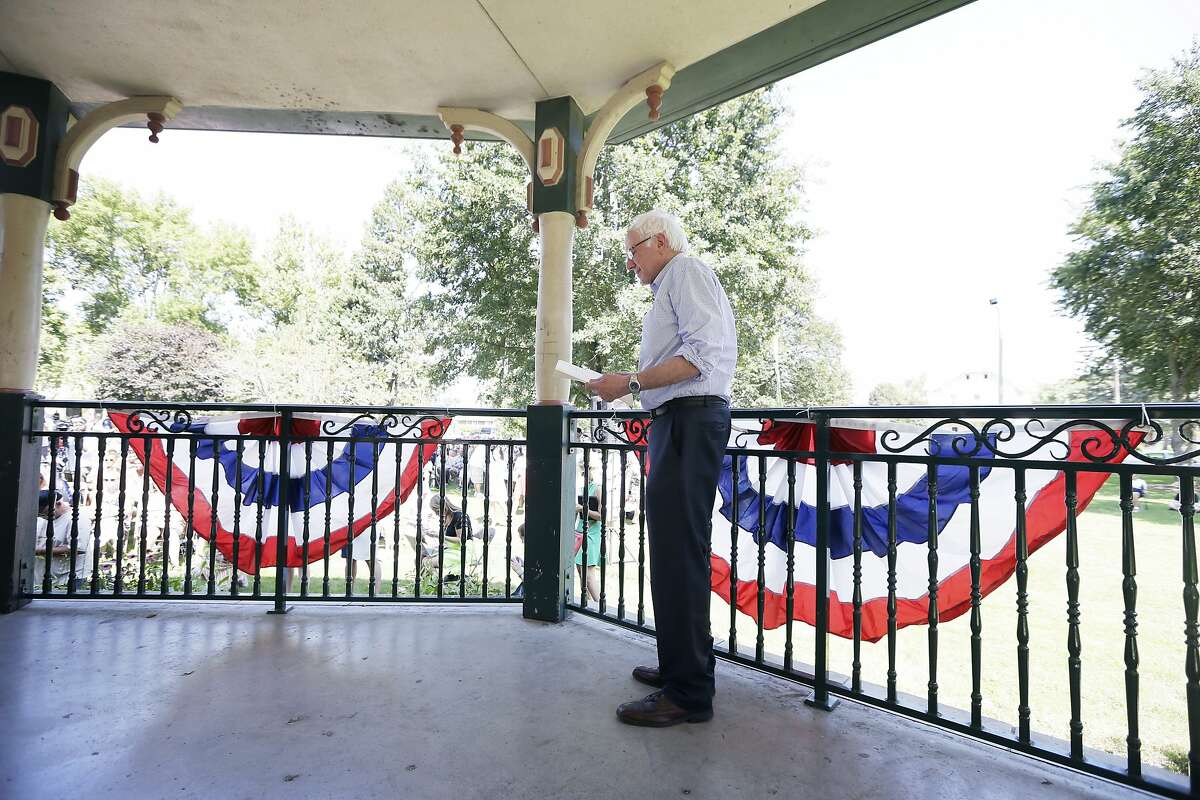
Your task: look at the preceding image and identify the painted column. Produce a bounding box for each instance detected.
[0,193,50,391]
[534,210,575,403]
[0,72,69,393]
[0,72,69,612]
[530,96,585,405]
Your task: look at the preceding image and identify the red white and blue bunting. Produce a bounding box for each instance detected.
[708,420,1140,641]
[108,412,448,572]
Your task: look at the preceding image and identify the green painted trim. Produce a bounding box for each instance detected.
[1,71,70,202]
[532,96,584,215]
[522,404,577,623]
[0,394,40,613]
[607,0,976,143]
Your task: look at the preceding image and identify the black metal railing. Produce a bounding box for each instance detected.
[567,403,1199,799]
[13,396,1199,797]
[25,400,527,608]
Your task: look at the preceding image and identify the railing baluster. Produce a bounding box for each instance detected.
[598,449,607,615]
[346,439,357,598]
[391,437,401,599]
[415,441,425,599]
[231,439,243,598]
[728,454,739,655]
[482,444,491,599]
[852,459,863,693]
[114,438,128,596]
[806,413,836,710]
[160,437,174,595]
[1180,473,1199,793]
[184,438,196,597]
[272,410,292,613]
[637,447,646,627]
[90,437,106,595]
[253,441,266,597]
[1015,467,1030,743]
[926,462,939,719]
[755,454,767,664]
[136,435,151,595]
[302,440,313,599]
[459,443,469,599]
[505,444,514,599]
[618,449,627,621]
[322,440,334,598]
[969,464,983,730]
[437,442,447,598]
[66,434,83,596]
[40,440,57,596]
[580,445,590,607]
[1065,469,1083,759]
[886,460,898,704]
[784,457,796,673]
[369,434,380,599]
[1119,471,1141,778]
[206,436,220,597]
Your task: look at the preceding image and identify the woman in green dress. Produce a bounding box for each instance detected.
[575,480,602,605]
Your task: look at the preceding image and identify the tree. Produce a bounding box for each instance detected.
[234,218,397,404]
[356,88,848,407]
[868,376,928,407]
[90,316,231,402]
[330,181,436,405]
[1051,46,1200,403]
[44,179,261,336]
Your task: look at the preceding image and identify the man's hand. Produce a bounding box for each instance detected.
[586,372,631,402]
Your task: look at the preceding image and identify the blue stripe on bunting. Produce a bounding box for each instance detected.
[181,422,388,512]
[717,433,995,559]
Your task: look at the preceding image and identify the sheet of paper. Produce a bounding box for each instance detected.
[554,360,634,407]
[554,360,601,382]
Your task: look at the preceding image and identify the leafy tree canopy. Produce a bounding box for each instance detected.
[1052,45,1200,402]
[348,88,849,407]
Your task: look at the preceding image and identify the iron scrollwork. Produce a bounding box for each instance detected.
[320,413,449,440]
[591,415,651,446]
[878,415,1200,466]
[126,408,193,433]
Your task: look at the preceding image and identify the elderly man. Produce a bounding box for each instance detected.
[587,209,737,726]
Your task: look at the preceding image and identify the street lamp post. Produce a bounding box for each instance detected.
[989,298,1004,404]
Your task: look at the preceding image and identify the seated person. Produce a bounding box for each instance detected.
[429,494,472,542]
[35,490,92,591]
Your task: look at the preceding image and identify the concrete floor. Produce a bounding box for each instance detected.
[0,602,1157,800]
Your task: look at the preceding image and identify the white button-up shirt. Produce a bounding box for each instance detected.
[638,253,738,411]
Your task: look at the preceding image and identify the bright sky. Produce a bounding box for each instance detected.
[79,0,1200,404]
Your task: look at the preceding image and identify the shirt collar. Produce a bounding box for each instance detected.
[650,253,683,295]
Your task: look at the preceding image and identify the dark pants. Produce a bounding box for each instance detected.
[646,400,730,712]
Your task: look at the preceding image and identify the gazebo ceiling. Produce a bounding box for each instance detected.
[1,0,973,141]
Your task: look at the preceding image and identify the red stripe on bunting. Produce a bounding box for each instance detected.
[709,428,1141,642]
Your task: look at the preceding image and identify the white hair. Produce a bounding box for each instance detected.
[627,210,689,254]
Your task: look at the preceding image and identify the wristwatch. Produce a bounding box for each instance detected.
[627,373,642,396]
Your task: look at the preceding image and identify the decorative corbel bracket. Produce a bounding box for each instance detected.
[575,61,675,228]
[436,107,535,172]
[51,95,183,220]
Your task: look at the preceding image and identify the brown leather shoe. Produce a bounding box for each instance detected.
[632,665,665,688]
[616,690,713,727]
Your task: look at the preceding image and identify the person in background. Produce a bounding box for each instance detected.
[35,489,92,591]
[575,478,602,605]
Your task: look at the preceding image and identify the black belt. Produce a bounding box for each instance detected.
[648,395,729,419]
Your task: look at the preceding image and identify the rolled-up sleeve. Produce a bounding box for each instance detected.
[671,272,725,380]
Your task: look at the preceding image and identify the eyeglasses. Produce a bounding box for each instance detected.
[624,235,654,261]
